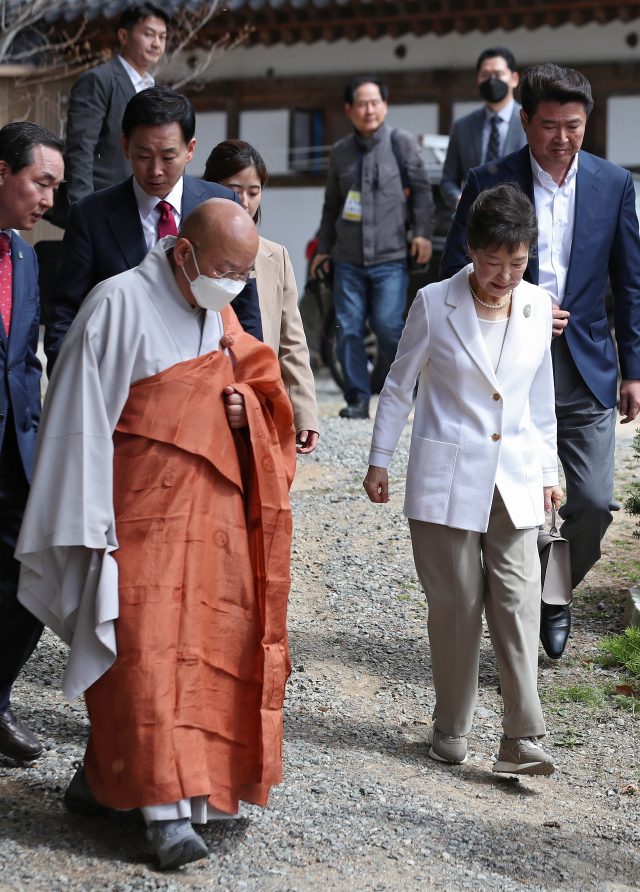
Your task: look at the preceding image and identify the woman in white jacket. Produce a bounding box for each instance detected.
[364,184,563,776]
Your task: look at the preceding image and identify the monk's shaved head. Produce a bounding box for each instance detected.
[172,197,259,307]
[180,197,258,268]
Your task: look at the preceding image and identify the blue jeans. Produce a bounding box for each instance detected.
[333,258,409,403]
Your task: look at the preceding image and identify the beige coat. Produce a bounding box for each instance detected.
[255,236,318,434]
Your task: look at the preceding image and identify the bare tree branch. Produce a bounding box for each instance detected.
[0,0,70,61]
[168,24,254,92]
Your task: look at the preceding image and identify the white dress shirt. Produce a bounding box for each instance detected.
[117,55,155,92]
[531,149,578,307]
[481,98,515,163]
[132,176,183,251]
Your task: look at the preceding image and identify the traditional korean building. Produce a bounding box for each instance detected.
[26,1,640,280]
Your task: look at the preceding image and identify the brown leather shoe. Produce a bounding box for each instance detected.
[0,708,43,760]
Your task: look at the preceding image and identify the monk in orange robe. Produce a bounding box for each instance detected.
[16,200,297,869]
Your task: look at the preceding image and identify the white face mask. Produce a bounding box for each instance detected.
[182,244,246,311]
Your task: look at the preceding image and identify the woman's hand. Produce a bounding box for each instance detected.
[544,485,564,514]
[363,465,389,503]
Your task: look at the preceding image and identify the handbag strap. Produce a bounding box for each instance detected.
[390,129,411,198]
[550,504,559,537]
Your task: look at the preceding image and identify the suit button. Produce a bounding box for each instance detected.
[492,433,500,441]
[0,414,4,422]
[493,393,501,401]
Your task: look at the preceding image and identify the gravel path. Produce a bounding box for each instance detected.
[2,369,640,892]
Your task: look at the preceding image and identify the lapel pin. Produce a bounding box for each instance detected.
[523,304,531,318]
[18,251,23,259]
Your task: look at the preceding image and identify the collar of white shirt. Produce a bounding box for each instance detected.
[132,176,184,221]
[485,98,515,124]
[530,148,579,190]
[118,55,155,91]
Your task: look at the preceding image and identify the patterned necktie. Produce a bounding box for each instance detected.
[157,200,178,239]
[0,233,12,337]
[485,114,501,163]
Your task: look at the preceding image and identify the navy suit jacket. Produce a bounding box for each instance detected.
[44,174,263,372]
[440,145,640,408]
[0,233,42,483]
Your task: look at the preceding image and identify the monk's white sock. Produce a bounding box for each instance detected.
[140,796,239,825]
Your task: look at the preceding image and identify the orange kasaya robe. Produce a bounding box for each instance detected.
[84,307,297,814]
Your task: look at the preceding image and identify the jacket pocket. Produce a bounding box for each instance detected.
[407,436,458,523]
[590,317,610,342]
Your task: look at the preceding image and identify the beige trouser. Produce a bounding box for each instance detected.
[409,488,546,740]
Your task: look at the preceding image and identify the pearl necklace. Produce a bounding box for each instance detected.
[468,273,512,309]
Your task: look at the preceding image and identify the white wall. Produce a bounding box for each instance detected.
[607,96,640,167]
[190,111,227,176]
[453,101,484,122]
[239,109,290,175]
[203,21,640,81]
[386,103,439,136]
[258,187,326,291]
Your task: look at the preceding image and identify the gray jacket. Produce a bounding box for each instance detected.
[317,123,435,267]
[65,56,136,204]
[441,103,527,209]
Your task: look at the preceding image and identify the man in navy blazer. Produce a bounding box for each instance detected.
[441,64,640,630]
[45,86,262,371]
[0,123,65,760]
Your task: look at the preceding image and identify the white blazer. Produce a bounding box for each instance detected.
[369,264,558,532]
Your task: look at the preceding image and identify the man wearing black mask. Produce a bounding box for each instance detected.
[441,47,527,210]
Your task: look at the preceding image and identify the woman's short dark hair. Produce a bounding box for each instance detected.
[203,139,268,225]
[467,184,538,257]
[520,63,594,119]
[119,4,170,30]
[0,122,64,174]
[476,46,516,74]
[343,76,389,105]
[122,85,195,144]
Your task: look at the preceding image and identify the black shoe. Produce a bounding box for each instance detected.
[0,708,43,761]
[64,766,143,825]
[540,602,572,660]
[339,398,369,420]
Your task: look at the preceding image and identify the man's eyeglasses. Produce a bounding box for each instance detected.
[191,242,257,283]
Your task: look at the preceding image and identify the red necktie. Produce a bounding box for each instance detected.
[0,233,12,337]
[157,200,178,239]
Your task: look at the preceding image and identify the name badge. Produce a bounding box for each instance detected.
[342,189,362,222]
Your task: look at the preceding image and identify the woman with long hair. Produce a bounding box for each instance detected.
[203,140,318,453]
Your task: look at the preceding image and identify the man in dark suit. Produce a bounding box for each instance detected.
[45,86,262,371]
[64,4,169,205]
[0,123,65,760]
[441,47,527,210]
[441,64,640,656]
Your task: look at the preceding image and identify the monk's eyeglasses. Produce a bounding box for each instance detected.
[191,241,258,283]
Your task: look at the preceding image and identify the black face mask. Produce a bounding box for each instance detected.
[479,77,509,104]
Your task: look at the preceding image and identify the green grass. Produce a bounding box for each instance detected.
[597,626,640,676]
[545,683,604,708]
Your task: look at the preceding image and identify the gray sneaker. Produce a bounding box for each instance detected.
[427,723,468,764]
[492,736,555,776]
[146,818,209,870]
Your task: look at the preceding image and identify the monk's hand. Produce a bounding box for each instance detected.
[224,385,248,429]
[297,430,319,454]
[411,237,432,265]
[620,379,640,423]
[363,465,389,503]
[544,485,564,514]
[551,305,570,339]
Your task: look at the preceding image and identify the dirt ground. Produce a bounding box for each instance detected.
[1,371,640,892]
